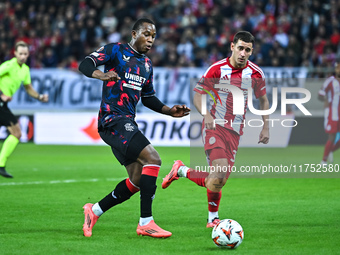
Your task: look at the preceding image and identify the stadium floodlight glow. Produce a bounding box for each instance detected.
[200,81,312,116]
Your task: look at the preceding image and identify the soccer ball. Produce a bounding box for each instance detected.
[211,219,244,249]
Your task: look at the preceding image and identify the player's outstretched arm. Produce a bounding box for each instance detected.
[258,94,269,144]
[78,58,120,82]
[92,70,121,82]
[163,104,191,118]
[24,84,49,102]
[193,92,215,129]
[141,95,190,117]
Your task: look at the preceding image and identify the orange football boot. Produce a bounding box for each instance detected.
[136,220,172,238]
[162,160,185,189]
[83,203,99,237]
[206,218,221,228]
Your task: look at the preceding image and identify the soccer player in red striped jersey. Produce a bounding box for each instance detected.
[162,31,270,227]
[318,61,340,165]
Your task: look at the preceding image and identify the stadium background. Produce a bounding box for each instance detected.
[1,1,339,254]
[0,0,336,145]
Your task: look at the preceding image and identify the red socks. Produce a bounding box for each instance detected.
[323,140,333,161]
[207,189,221,212]
[125,178,140,194]
[186,169,222,215]
[187,170,209,187]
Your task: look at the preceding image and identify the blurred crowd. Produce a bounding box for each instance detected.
[0,0,339,76]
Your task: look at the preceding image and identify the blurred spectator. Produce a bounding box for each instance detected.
[194,27,208,48]
[264,0,276,16]
[177,36,194,62]
[274,26,289,48]
[107,28,121,43]
[42,47,58,67]
[101,10,118,35]
[249,7,265,30]
[80,18,103,48]
[300,13,312,40]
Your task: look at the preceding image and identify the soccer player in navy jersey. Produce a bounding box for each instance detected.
[78,18,190,238]
[162,31,269,228]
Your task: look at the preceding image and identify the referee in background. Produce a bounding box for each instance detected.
[0,41,48,178]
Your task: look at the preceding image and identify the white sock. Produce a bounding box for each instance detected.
[139,216,153,226]
[178,166,189,178]
[208,211,219,223]
[92,202,103,217]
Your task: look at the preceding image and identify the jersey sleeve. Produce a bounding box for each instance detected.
[194,65,220,94]
[0,60,12,77]
[253,70,266,98]
[319,76,333,96]
[23,66,31,85]
[86,43,119,67]
[141,66,155,97]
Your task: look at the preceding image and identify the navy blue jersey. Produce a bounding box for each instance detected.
[87,43,155,127]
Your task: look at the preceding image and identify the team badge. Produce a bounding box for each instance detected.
[124,123,134,132]
[209,137,216,145]
[123,55,130,62]
[145,62,150,72]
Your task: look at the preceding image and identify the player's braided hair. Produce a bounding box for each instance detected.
[132,18,155,31]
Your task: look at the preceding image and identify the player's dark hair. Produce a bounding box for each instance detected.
[233,31,255,45]
[132,18,155,31]
[15,41,28,51]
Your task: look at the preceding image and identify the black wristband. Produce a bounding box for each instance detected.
[79,57,97,77]
[141,95,165,113]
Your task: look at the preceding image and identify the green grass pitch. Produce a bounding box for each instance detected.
[0,144,339,255]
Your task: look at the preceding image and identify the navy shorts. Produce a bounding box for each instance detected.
[99,117,150,166]
[0,99,18,127]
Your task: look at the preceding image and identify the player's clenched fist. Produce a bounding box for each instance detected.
[169,104,191,117]
[93,70,121,82]
[102,71,121,81]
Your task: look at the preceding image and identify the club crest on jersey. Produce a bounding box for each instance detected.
[145,62,150,72]
[124,123,134,132]
[123,55,130,62]
[209,137,216,145]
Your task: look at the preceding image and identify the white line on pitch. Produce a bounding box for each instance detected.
[0,178,124,186]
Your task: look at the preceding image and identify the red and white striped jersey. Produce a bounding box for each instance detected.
[319,76,340,121]
[194,57,266,135]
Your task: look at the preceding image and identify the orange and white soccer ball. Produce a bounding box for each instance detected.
[211,219,244,249]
